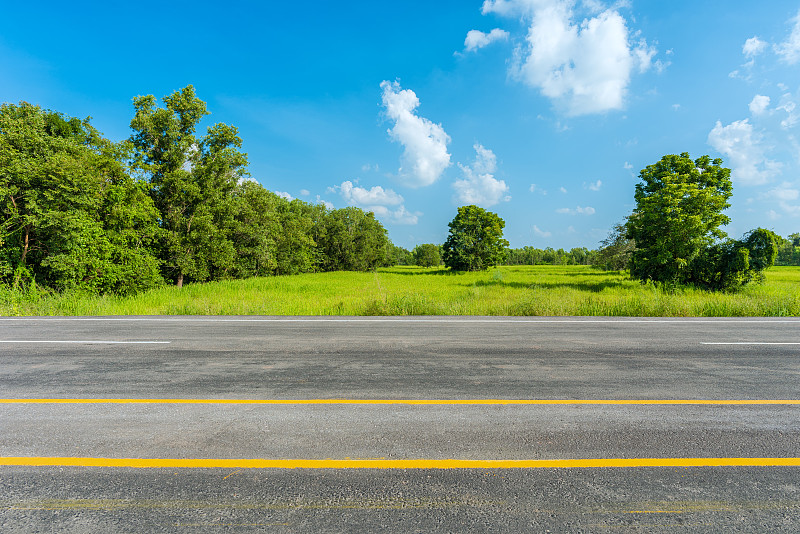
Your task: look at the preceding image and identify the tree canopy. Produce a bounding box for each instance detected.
[626,153,776,290]
[0,89,397,296]
[626,153,732,285]
[412,244,441,267]
[0,102,162,294]
[442,205,509,271]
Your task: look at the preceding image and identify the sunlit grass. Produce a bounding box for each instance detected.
[2,265,800,316]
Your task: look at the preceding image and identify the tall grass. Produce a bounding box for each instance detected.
[1,265,799,316]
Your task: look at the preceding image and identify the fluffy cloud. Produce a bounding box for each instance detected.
[743,36,768,58]
[330,180,419,225]
[452,144,511,206]
[381,80,452,187]
[556,205,595,215]
[483,0,660,115]
[337,181,403,206]
[749,94,770,115]
[464,28,510,52]
[275,191,293,201]
[707,119,781,185]
[775,10,800,64]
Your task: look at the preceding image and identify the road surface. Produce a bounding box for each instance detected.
[1,316,799,531]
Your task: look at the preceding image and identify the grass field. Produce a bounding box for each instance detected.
[2,265,799,317]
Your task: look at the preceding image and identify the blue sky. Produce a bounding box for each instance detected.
[4,1,800,249]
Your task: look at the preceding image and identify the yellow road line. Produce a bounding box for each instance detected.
[2,457,800,469]
[1,398,799,405]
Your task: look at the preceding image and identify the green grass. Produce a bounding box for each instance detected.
[2,265,800,316]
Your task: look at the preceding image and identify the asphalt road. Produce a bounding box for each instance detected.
[1,316,799,532]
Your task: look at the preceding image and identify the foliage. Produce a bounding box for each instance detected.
[389,244,413,266]
[0,102,162,295]
[505,246,594,266]
[687,227,777,292]
[412,243,441,267]
[626,153,732,286]
[442,205,509,271]
[775,232,800,266]
[315,207,391,271]
[592,221,635,271]
[130,85,248,286]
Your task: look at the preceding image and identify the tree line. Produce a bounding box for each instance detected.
[0,86,393,295]
[4,87,798,297]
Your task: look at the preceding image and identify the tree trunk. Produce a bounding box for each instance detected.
[176,272,184,288]
[13,225,30,291]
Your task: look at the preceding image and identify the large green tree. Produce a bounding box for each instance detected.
[412,243,441,267]
[442,205,509,271]
[315,207,391,272]
[0,102,162,294]
[626,153,732,285]
[129,85,248,287]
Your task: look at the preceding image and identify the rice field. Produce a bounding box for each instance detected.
[2,265,799,317]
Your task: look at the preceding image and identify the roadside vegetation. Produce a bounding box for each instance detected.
[3,265,799,317]
[6,86,800,317]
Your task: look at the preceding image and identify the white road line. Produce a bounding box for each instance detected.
[701,342,800,345]
[0,317,799,323]
[0,341,170,344]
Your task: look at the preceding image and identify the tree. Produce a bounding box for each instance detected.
[316,207,391,271]
[592,221,635,271]
[229,181,281,278]
[442,205,509,271]
[688,228,779,291]
[389,244,413,266]
[626,153,732,285]
[0,102,162,294]
[412,243,441,267]
[129,85,248,287]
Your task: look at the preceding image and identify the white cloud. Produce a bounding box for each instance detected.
[464,28,510,52]
[452,144,511,206]
[775,10,800,64]
[380,80,452,188]
[275,191,293,201]
[743,36,768,58]
[556,205,595,215]
[484,0,660,115]
[331,180,419,225]
[337,180,404,206]
[299,189,310,196]
[623,161,633,170]
[559,186,568,194]
[707,119,781,185]
[749,94,771,115]
[764,182,799,202]
[532,224,552,238]
[584,179,602,191]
